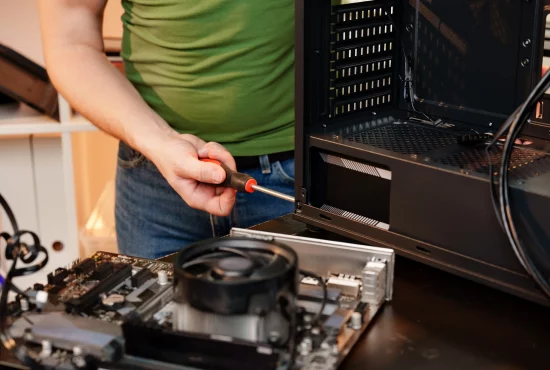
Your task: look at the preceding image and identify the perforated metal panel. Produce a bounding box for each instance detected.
[436,148,550,180]
[344,123,550,180]
[346,124,457,155]
[330,1,396,117]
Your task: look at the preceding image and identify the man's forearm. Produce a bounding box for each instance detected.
[45,45,177,156]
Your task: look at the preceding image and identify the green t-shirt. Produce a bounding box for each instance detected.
[120,0,294,156]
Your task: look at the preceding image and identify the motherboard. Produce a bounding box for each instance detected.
[45,252,174,324]
[6,230,394,370]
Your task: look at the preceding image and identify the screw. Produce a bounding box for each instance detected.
[489,122,493,127]
[523,38,531,47]
[521,58,530,67]
[406,24,414,32]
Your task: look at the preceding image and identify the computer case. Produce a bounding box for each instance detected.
[294,0,550,305]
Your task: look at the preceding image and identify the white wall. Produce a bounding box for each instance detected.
[0,0,45,65]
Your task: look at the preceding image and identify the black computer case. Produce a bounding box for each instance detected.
[294,0,550,305]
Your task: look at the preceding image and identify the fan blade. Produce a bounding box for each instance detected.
[181,257,217,271]
[250,255,288,279]
[218,247,259,265]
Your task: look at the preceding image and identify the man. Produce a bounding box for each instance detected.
[39,1,295,259]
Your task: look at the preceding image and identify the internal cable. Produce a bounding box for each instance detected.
[384,6,433,123]
[299,269,327,326]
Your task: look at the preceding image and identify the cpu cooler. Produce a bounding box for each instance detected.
[172,237,299,347]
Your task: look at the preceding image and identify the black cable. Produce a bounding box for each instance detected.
[0,194,19,234]
[383,6,433,123]
[299,269,327,326]
[487,71,550,298]
[0,193,48,368]
[500,80,550,297]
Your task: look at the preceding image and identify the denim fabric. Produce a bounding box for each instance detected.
[114,141,295,259]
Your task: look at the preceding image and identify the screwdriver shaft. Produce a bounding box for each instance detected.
[251,184,295,203]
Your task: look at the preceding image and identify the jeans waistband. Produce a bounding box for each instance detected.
[234,150,294,170]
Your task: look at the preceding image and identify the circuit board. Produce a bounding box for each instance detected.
[42,252,174,324]
[8,234,393,370]
[292,274,383,370]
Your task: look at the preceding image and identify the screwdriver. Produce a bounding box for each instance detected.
[201,159,295,203]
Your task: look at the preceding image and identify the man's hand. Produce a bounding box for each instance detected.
[147,134,237,216]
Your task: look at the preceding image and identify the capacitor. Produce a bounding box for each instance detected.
[41,340,52,357]
[20,298,29,311]
[158,270,169,286]
[350,312,362,330]
[299,337,313,356]
[35,291,49,310]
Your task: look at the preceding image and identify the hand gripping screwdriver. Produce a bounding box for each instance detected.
[201,159,295,203]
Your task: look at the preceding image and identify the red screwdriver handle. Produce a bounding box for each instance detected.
[201,159,257,193]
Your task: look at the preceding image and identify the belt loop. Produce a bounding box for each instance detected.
[259,155,271,174]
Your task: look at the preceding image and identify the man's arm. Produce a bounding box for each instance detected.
[38,0,237,216]
[39,0,170,154]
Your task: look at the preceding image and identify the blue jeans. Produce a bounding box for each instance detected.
[114,141,295,259]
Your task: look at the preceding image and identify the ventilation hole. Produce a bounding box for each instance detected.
[416,246,431,255]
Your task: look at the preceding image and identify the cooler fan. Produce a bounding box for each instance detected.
[172,238,299,345]
[180,246,293,282]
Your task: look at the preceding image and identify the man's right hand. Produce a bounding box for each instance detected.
[146,134,238,217]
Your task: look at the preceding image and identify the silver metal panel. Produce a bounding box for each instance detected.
[229,228,395,301]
